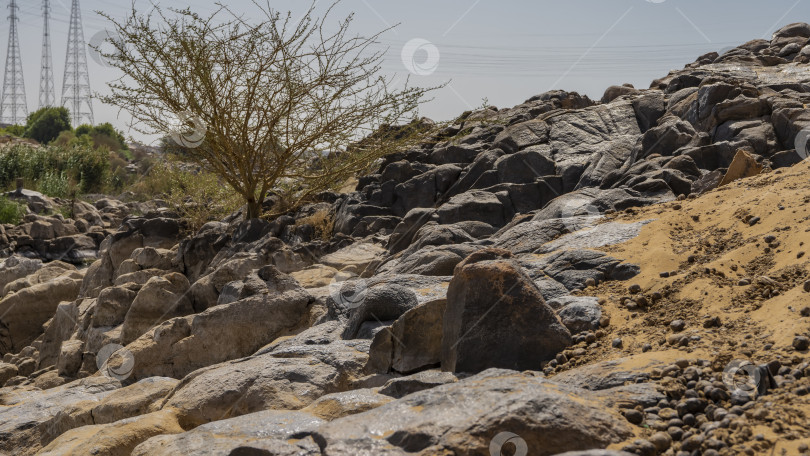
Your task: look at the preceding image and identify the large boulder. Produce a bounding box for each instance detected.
[319,242,387,276]
[0,270,83,355]
[441,253,572,373]
[367,298,446,374]
[131,410,324,456]
[392,164,462,216]
[0,376,121,455]
[312,369,633,455]
[37,409,183,456]
[520,249,640,291]
[124,266,314,380]
[493,119,550,153]
[120,273,192,345]
[436,190,508,227]
[340,284,420,340]
[158,338,369,428]
[2,260,73,296]
[0,256,42,297]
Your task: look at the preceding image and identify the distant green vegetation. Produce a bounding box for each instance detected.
[0,196,25,224]
[23,107,72,144]
[0,125,25,137]
[0,143,110,197]
[1,107,128,154]
[0,108,136,198]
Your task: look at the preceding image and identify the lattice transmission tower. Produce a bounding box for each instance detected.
[39,0,56,108]
[0,0,28,125]
[61,0,94,126]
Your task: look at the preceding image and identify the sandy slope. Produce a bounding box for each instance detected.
[550,159,810,454]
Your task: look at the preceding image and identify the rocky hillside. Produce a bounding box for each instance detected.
[1,22,810,456]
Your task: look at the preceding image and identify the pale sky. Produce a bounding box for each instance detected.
[5,0,810,144]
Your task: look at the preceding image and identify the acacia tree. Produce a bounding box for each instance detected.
[98,1,439,219]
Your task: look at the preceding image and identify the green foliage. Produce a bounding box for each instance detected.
[37,170,71,198]
[74,124,92,137]
[1,125,25,137]
[75,123,128,152]
[24,107,72,144]
[129,160,242,232]
[0,143,110,195]
[0,196,25,224]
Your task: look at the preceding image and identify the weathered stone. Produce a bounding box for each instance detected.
[312,369,633,455]
[121,273,192,345]
[367,299,446,374]
[0,272,82,354]
[132,411,323,456]
[442,255,571,373]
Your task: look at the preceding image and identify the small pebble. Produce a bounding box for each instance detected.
[748,216,760,226]
[612,338,623,348]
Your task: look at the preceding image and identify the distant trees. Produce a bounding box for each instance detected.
[99,2,440,219]
[23,107,72,144]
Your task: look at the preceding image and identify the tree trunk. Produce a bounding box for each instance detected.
[246,197,262,220]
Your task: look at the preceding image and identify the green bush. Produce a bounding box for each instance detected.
[0,196,24,224]
[75,123,128,152]
[1,125,25,137]
[0,143,109,194]
[38,171,71,198]
[24,107,72,144]
[129,161,242,232]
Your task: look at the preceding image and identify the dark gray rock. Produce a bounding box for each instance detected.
[342,284,420,340]
[436,190,507,227]
[392,165,462,217]
[493,119,550,153]
[378,371,458,398]
[521,249,640,291]
[442,255,571,373]
[312,369,633,456]
[495,148,556,184]
[632,91,666,132]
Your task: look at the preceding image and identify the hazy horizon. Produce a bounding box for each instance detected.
[3,0,809,145]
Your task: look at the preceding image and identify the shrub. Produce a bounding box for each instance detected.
[130,161,242,233]
[0,143,109,194]
[100,3,439,219]
[74,123,128,152]
[295,209,335,241]
[38,171,71,198]
[1,125,25,137]
[0,196,24,224]
[24,107,72,144]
